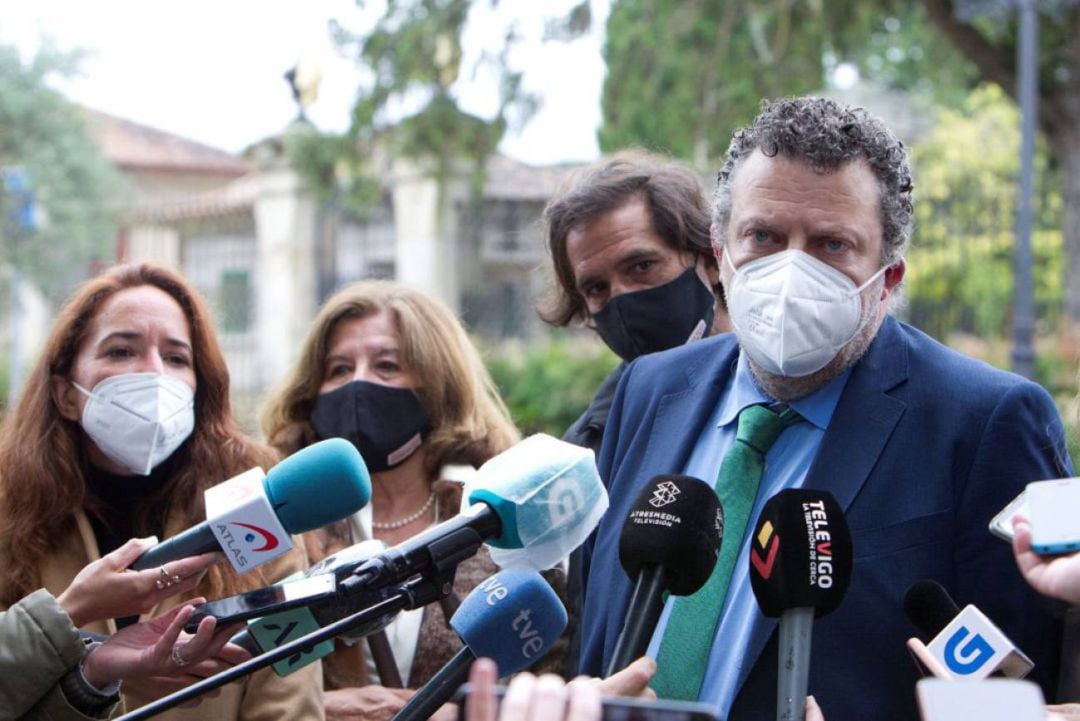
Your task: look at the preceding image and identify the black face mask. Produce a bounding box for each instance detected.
[310,380,431,473]
[592,267,716,362]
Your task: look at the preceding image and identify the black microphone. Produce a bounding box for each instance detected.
[902,579,1033,680]
[606,475,723,675]
[748,489,852,721]
[130,439,371,571]
[904,580,960,641]
[391,570,567,721]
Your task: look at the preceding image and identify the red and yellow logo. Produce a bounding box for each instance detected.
[750,520,779,579]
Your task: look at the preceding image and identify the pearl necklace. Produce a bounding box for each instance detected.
[372,491,436,530]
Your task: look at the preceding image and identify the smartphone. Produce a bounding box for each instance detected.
[455,684,719,721]
[1027,477,1080,555]
[988,490,1027,542]
[916,678,1044,721]
[185,572,337,631]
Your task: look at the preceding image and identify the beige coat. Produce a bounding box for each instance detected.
[25,510,325,721]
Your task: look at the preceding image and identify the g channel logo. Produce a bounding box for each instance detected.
[942,625,995,675]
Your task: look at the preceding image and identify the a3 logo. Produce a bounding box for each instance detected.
[649,481,681,508]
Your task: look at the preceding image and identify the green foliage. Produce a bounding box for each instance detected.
[598,1,970,168]
[839,5,978,104]
[0,42,129,300]
[294,0,536,213]
[905,85,1062,339]
[601,0,831,166]
[485,336,620,437]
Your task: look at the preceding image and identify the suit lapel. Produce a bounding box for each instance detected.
[805,316,909,511]
[600,339,738,662]
[733,317,910,698]
[640,340,739,482]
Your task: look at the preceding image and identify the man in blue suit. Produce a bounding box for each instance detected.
[578,97,1073,719]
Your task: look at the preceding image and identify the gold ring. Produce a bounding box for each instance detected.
[156,566,174,590]
[171,644,188,667]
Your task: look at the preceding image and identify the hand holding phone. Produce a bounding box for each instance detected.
[989,490,1027,543]
[1026,478,1080,555]
[1012,516,1080,605]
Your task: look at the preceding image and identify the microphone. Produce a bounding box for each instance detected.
[903,579,1034,680]
[130,438,371,571]
[392,569,567,721]
[748,489,852,721]
[345,434,607,591]
[606,475,723,675]
[212,540,401,677]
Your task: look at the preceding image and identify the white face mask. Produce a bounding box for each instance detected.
[73,372,196,476]
[724,248,888,378]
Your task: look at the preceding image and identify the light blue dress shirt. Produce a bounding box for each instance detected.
[645,351,852,717]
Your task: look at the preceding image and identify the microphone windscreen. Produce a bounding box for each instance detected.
[464,434,609,571]
[450,569,567,674]
[748,488,852,618]
[264,438,372,532]
[617,475,722,595]
[903,579,961,641]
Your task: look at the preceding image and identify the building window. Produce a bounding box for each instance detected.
[219,270,252,333]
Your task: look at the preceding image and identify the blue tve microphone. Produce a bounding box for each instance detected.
[392,569,568,721]
[130,438,371,570]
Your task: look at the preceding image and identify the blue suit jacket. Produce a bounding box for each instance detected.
[579,317,1073,720]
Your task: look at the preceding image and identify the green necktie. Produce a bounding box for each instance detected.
[650,404,803,700]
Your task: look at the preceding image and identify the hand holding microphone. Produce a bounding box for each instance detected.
[748,489,852,721]
[903,579,1033,680]
[57,537,221,627]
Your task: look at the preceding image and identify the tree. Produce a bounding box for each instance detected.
[0,42,128,300]
[600,0,1080,322]
[600,1,841,168]
[914,0,1080,321]
[293,0,539,218]
[905,84,1062,339]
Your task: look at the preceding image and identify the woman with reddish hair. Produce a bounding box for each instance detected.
[0,263,323,720]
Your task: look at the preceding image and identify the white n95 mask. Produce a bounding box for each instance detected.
[74,373,196,475]
[724,248,888,377]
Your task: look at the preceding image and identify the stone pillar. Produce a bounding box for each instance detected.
[253,165,317,388]
[390,158,469,313]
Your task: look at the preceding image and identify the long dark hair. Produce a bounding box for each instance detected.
[0,263,279,605]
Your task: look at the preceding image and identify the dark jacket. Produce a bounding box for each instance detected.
[581,319,1072,718]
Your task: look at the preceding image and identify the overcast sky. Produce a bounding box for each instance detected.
[2,0,609,165]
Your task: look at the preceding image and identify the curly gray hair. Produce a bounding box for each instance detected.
[713,96,914,266]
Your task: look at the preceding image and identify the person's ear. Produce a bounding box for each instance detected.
[710,223,724,265]
[883,259,906,297]
[51,374,81,422]
[701,251,721,288]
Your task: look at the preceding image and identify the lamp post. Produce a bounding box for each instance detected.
[1010,0,1038,379]
[953,0,1039,379]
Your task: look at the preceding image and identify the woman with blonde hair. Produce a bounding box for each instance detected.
[262,280,565,721]
[0,263,323,720]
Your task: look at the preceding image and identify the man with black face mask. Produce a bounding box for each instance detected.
[538,152,730,456]
[538,153,730,679]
